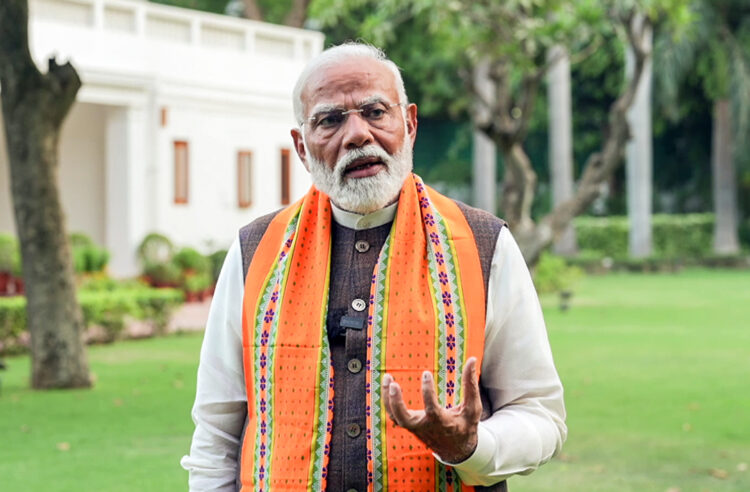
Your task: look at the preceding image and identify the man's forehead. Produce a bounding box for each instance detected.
[301,57,398,109]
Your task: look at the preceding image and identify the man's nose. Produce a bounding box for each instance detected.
[341,111,373,149]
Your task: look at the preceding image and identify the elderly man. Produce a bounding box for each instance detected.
[182,43,566,491]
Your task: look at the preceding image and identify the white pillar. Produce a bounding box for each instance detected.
[472,60,497,214]
[105,106,149,277]
[547,45,577,256]
[625,15,653,258]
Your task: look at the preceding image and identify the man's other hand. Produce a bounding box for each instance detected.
[381,357,482,464]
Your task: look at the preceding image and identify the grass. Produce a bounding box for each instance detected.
[0,333,202,492]
[513,269,750,492]
[1,269,748,491]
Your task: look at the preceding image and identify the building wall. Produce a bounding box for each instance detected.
[59,103,108,246]
[155,101,309,252]
[5,0,324,275]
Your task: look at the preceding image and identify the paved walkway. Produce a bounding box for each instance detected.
[168,297,212,333]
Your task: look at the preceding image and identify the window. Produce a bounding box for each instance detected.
[280,148,291,205]
[174,140,189,204]
[237,151,253,208]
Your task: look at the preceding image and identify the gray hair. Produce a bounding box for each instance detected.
[292,42,408,126]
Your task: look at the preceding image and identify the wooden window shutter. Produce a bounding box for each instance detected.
[174,140,189,204]
[238,151,253,208]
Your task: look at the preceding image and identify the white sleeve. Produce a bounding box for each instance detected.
[448,227,567,486]
[180,237,247,492]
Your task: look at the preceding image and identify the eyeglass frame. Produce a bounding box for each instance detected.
[301,99,407,133]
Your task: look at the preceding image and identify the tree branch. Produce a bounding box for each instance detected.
[283,0,310,28]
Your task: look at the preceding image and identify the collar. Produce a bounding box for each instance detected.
[330,201,398,230]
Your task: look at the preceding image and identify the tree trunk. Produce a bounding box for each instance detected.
[0,0,91,389]
[546,45,578,256]
[625,13,653,258]
[711,98,740,254]
[499,142,537,239]
[282,0,311,28]
[242,0,263,21]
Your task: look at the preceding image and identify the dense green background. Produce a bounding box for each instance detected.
[2,269,749,491]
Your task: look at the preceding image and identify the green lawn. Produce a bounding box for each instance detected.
[1,269,748,491]
[514,269,750,492]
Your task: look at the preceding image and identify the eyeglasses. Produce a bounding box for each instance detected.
[304,101,405,136]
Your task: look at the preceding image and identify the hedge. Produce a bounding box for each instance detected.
[0,287,184,354]
[574,213,716,259]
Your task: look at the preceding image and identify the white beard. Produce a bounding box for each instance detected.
[305,140,413,215]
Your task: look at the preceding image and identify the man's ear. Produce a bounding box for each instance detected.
[406,103,418,146]
[291,128,310,172]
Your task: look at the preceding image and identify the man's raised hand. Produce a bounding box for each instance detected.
[381,357,482,464]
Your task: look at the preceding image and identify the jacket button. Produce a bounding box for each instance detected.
[347,358,362,374]
[351,298,366,312]
[346,423,361,438]
[355,240,370,253]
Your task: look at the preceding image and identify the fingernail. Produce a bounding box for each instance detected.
[389,384,397,395]
[423,371,430,381]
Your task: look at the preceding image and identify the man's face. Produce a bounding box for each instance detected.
[291,57,418,214]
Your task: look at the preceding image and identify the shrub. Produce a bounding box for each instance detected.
[69,232,110,274]
[0,234,21,276]
[208,249,228,284]
[143,261,182,287]
[173,247,211,274]
[0,286,184,353]
[137,233,174,266]
[533,252,583,294]
[574,213,715,259]
[0,296,27,353]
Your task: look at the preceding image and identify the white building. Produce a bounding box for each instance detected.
[0,0,322,276]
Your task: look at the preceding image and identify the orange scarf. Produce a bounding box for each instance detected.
[241,174,485,491]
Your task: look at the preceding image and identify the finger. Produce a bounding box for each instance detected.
[421,371,442,416]
[382,373,395,422]
[460,357,482,421]
[388,382,415,428]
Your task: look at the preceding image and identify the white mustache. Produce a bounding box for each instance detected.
[335,145,392,179]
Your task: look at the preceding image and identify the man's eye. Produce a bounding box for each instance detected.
[317,112,344,128]
[363,107,386,119]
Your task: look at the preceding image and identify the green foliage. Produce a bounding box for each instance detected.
[0,287,184,351]
[0,296,26,353]
[137,235,219,295]
[69,233,110,274]
[533,252,583,294]
[208,249,228,284]
[143,261,183,287]
[574,213,716,259]
[172,247,211,274]
[0,234,21,275]
[137,233,175,267]
[148,0,231,14]
[183,272,213,294]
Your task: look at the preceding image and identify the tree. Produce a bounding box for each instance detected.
[0,0,91,388]
[313,0,692,266]
[655,0,750,254]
